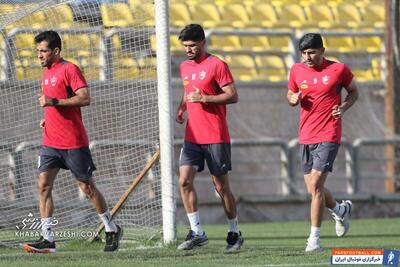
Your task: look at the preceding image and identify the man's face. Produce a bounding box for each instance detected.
[301,47,324,68]
[182,40,205,60]
[36,40,59,68]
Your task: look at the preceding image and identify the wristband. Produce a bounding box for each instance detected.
[51,98,59,106]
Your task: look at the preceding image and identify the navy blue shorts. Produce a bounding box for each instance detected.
[38,145,96,181]
[300,142,340,174]
[179,141,231,176]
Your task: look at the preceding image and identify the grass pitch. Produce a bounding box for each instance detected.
[0,218,398,267]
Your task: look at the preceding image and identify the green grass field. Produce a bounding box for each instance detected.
[0,218,399,267]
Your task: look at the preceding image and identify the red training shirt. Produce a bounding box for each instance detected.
[180,54,234,144]
[41,59,89,149]
[288,58,354,144]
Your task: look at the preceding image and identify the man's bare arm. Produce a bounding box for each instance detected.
[38,87,90,107]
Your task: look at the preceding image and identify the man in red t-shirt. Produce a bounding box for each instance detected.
[23,31,122,253]
[175,24,243,253]
[287,33,359,252]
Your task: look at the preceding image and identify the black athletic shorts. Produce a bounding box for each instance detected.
[38,145,96,181]
[179,141,231,176]
[300,142,340,174]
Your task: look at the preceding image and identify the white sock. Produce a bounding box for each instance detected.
[41,217,54,242]
[187,211,204,236]
[309,226,320,238]
[331,202,343,216]
[99,210,117,233]
[227,217,239,233]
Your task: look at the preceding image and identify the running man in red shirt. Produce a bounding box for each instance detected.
[23,31,122,253]
[287,33,359,252]
[176,24,243,253]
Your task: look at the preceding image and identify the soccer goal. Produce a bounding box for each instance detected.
[0,0,175,247]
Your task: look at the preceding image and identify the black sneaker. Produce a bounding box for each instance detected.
[23,236,56,253]
[104,224,123,252]
[177,230,208,250]
[225,231,244,253]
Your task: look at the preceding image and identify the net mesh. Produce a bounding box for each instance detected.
[0,0,162,246]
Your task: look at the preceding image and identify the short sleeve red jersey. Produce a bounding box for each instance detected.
[41,59,89,149]
[288,58,354,144]
[180,54,234,144]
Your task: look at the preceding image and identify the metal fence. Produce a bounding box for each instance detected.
[1,137,398,202]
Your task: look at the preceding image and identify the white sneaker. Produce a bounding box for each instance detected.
[305,237,322,252]
[332,200,353,237]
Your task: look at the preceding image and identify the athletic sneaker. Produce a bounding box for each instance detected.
[225,231,244,253]
[305,236,322,252]
[332,200,353,237]
[177,230,208,250]
[23,236,56,253]
[104,224,123,252]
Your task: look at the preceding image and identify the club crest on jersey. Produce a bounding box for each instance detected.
[199,70,206,80]
[322,75,329,85]
[300,80,308,89]
[50,76,57,86]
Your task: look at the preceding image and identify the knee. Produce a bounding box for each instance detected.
[214,181,229,197]
[79,182,96,198]
[38,180,52,196]
[179,176,193,191]
[307,183,323,197]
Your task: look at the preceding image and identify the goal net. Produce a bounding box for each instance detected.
[0,0,166,247]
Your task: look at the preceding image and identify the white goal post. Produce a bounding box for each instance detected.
[154,0,176,244]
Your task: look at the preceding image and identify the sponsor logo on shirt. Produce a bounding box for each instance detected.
[300,80,308,89]
[183,76,189,86]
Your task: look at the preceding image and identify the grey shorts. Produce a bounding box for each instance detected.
[179,141,231,176]
[300,142,340,174]
[38,145,96,181]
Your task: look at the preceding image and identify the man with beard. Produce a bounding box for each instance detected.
[175,24,243,253]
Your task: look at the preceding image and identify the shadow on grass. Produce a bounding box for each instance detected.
[200,233,400,242]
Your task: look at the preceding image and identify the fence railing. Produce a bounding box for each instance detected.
[352,137,400,193]
[1,137,399,199]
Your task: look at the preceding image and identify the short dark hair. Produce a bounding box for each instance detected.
[178,24,205,42]
[298,33,323,51]
[34,30,62,51]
